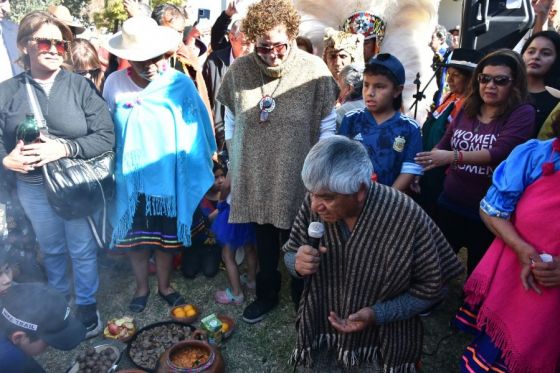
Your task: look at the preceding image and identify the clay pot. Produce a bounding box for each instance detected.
[165,340,215,373]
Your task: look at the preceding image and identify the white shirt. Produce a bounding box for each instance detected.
[102,69,143,113]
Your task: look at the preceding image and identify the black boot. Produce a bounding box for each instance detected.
[242,271,281,324]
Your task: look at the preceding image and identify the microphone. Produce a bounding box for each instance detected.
[307,222,325,249]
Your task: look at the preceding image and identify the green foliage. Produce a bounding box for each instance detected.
[9,0,59,23]
[9,0,90,24]
[151,0,184,8]
[92,0,128,31]
[93,0,186,32]
[61,0,90,21]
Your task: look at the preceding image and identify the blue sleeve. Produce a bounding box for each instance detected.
[401,120,424,175]
[338,114,351,136]
[284,251,303,279]
[372,291,441,324]
[481,139,552,219]
[338,111,362,138]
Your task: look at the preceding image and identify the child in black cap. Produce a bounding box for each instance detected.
[0,283,86,372]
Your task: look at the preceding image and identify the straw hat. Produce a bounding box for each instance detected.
[105,16,182,62]
[47,5,85,34]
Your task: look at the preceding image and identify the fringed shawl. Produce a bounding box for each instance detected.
[283,184,463,371]
[464,170,560,373]
[110,69,216,247]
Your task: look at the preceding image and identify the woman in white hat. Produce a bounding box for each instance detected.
[103,16,216,312]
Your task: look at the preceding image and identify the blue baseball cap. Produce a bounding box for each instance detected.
[366,53,405,86]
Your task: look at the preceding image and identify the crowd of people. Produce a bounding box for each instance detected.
[0,0,559,372]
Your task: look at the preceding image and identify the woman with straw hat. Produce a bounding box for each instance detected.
[103,16,216,313]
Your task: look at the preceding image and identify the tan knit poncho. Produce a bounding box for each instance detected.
[216,44,338,229]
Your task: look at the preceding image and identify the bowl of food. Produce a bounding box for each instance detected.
[166,340,215,372]
[68,344,121,373]
[216,315,235,339]
[103,316,136,343]
[170,304,199,324]
[127,321,195,371]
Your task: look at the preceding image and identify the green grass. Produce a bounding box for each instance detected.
[36,250,470,372]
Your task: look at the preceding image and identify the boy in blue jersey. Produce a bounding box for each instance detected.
[338,53,423,191]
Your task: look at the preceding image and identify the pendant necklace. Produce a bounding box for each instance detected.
[474,116,485,133]
[474,119,481,133]
[258,70,283,124]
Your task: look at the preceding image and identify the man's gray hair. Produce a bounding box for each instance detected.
[339,64,364,100]
[340,64,363,88]
[229,19,243,37]
[302,135,373,194]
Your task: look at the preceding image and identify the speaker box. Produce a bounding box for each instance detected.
[460,0,535,52]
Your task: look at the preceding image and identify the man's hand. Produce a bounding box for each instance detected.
[328,308,375,334]
[123,0,140,18]
[225,1,238,17]
[532,257,560,288]
[532,0,554,16]
[294,245,327,276]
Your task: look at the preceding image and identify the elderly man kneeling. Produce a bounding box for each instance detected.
[283,136,463,371]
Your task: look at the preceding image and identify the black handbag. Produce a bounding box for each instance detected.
[24,76,114,247]
[41,151,115,220]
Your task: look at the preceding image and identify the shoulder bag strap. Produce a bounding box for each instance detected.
[24,75,48,131]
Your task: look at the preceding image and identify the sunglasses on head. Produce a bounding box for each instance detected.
[255,43,288,55]
[30,37,68,55]
[477,73,513,86]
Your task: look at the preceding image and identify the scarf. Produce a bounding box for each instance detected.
[284,184,463,371]
[216,43,338,229]
[464,170,560,373]
[111,69,216,247]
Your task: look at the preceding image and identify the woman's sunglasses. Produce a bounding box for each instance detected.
[30,37,68,55]
[75,68,100,77]
[255,43,288,55]
[477,73,513,86]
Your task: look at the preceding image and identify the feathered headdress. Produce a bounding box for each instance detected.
[295,0,441,121]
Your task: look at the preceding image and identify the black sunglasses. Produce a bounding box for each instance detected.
[255,43,288,55]
[75,68,100,77]
[30,37,68,55]
[477,73,513,86]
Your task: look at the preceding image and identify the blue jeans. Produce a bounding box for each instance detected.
[17,180,99,305]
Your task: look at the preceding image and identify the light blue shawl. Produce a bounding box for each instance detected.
[110,69,216,246]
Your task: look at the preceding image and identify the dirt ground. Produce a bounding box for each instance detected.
[34,250,470,372]
[1,203,470,372]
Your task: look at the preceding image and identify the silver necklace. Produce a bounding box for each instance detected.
[258,70,283,124]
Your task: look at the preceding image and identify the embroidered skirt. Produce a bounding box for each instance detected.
[114,195,184,252]
[454,304,509,373]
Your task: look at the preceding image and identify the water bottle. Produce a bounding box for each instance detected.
[16,113,40,145]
